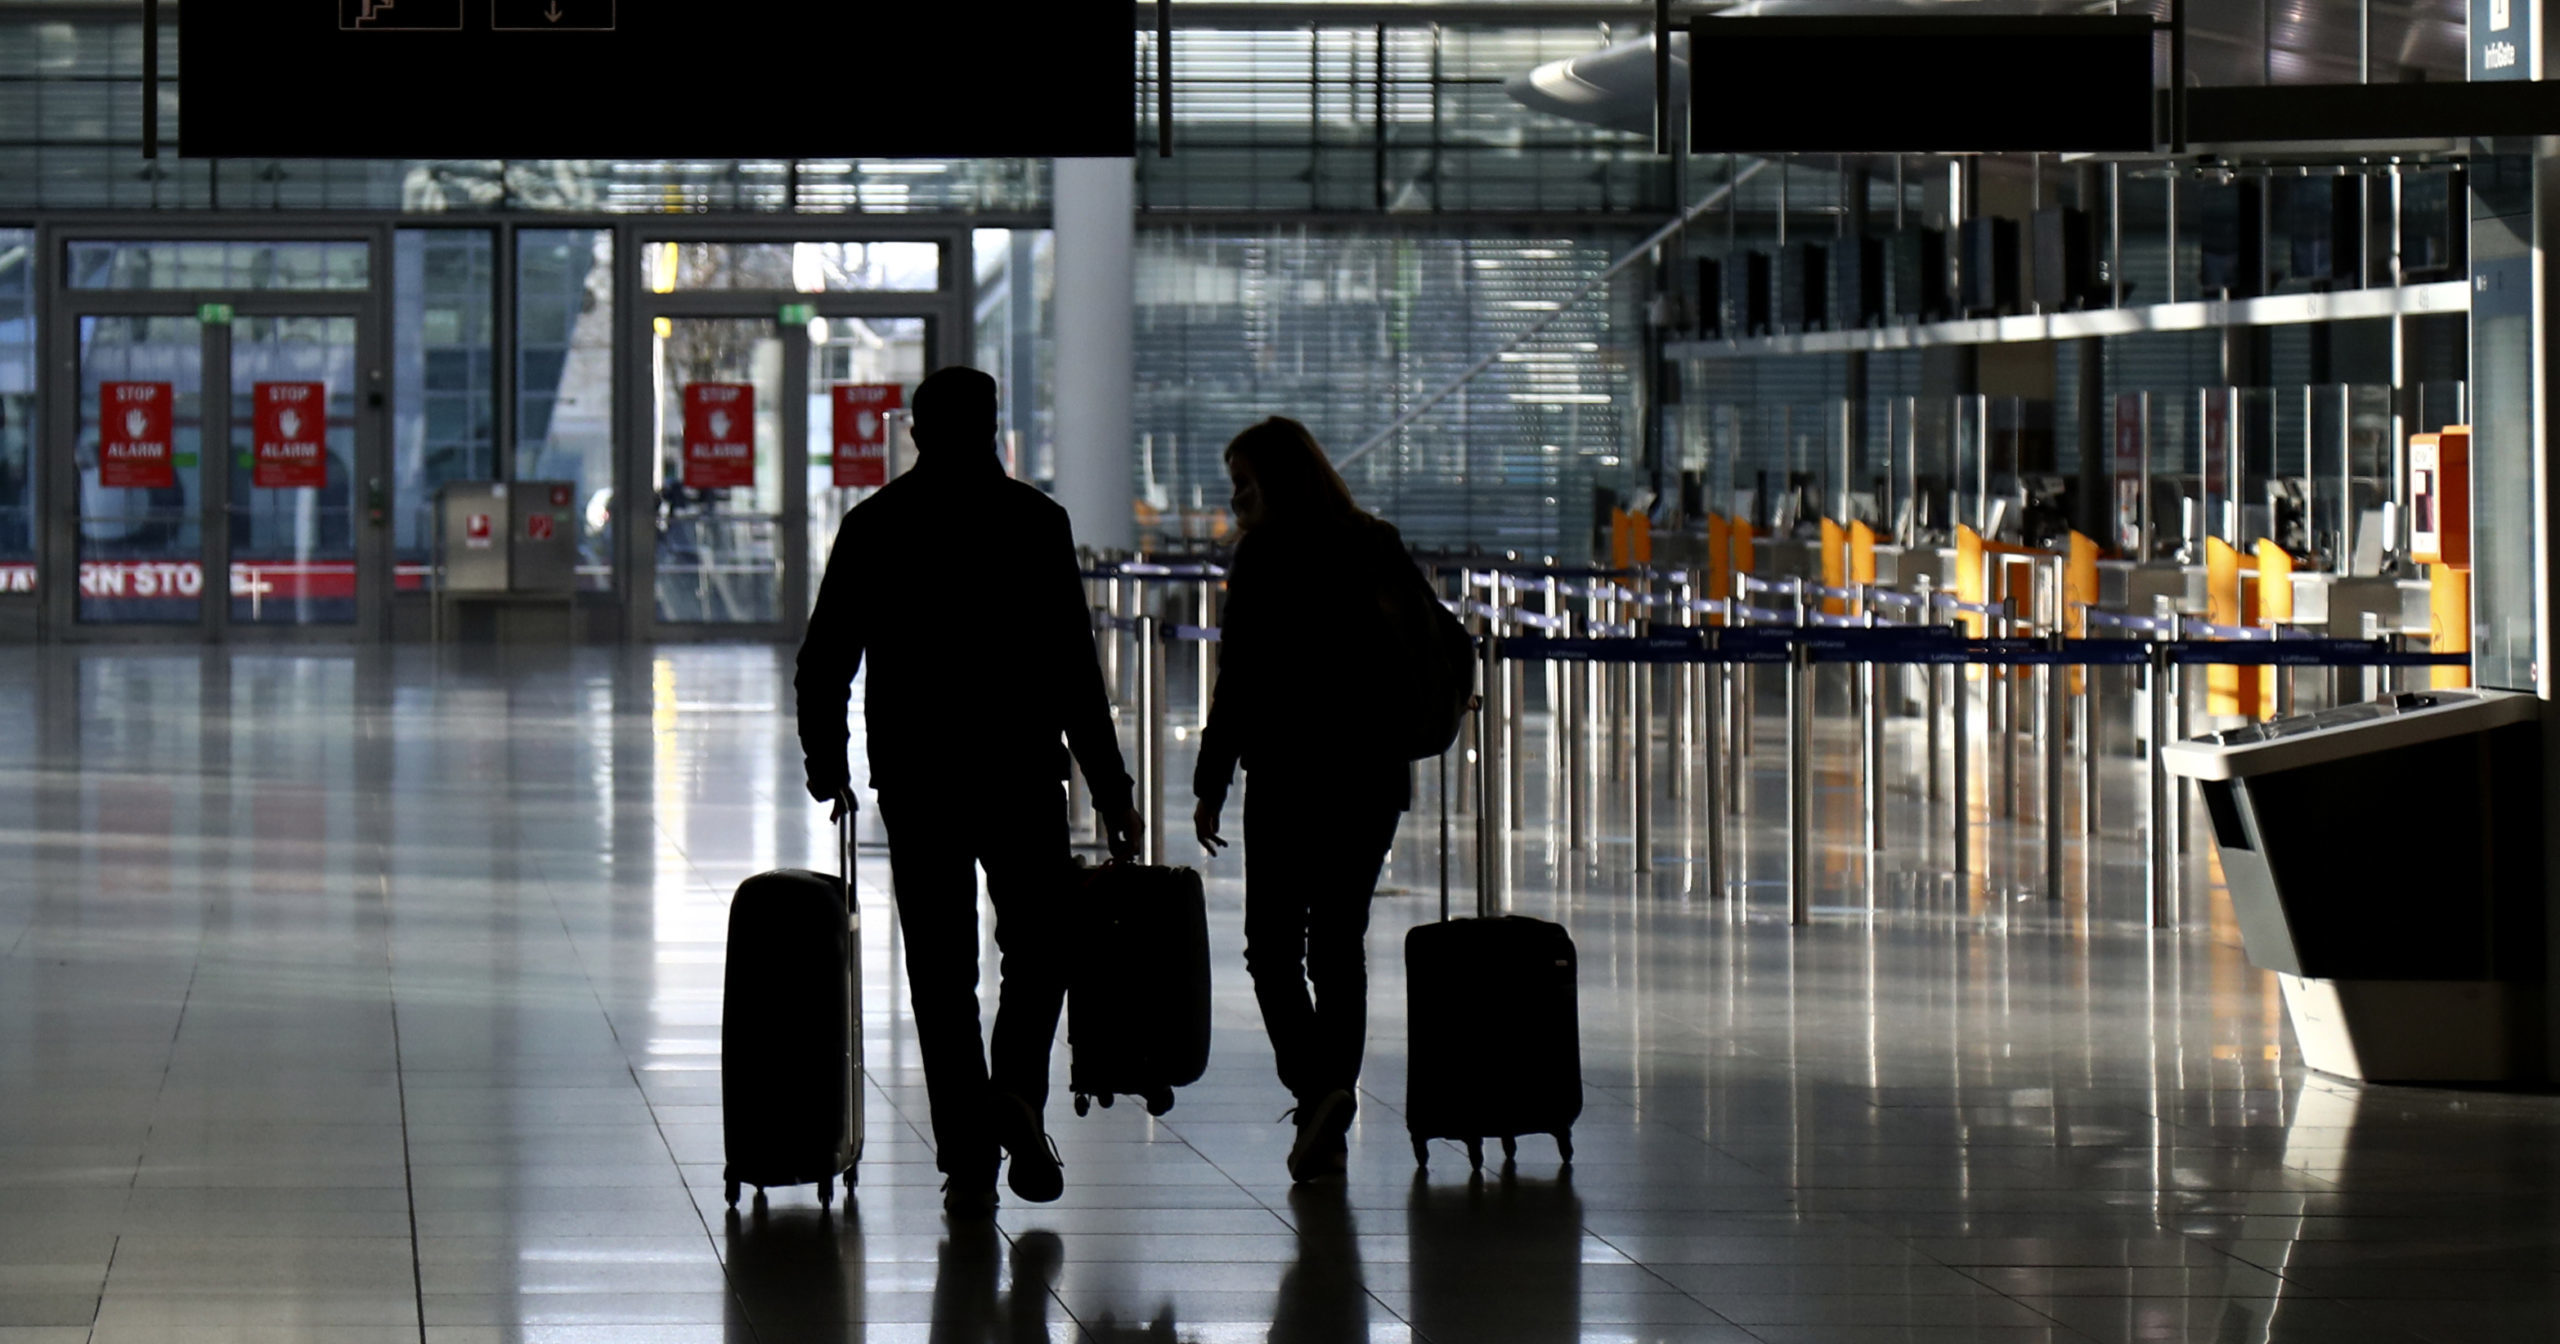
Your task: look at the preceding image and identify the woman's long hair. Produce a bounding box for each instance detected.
[1224,416,1363,529]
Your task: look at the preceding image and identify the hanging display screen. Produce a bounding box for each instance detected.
[1688,17,2156,154]
[181,1,1133,159]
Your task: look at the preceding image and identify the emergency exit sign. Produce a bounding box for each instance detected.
[183,1,1130,159]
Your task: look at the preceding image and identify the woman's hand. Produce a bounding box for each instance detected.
[1194,798,1228,857]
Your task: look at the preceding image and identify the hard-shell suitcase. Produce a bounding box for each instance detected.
[1066,858,1211,1118]
[1405,725,1580,1172]
[721,798,862,1207]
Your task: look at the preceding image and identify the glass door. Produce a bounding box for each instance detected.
[641,309,934,636]
[651,316,787,626]
[50,301,380,640]
[229,315,362,627]
[807,315,928,597]
[69,313,208,626]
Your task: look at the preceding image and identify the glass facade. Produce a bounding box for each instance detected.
[516,229,617,591]
[642,241,942,294]
[66,240,371,291]
[0,230,30,571]
[972,228,1054,484]
[392,230,496,577]
[1134,226,1644,560]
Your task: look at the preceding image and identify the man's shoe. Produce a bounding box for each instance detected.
[1286,1089,1357,1184]
[942,1174,999,1220]
[994,1093,1065,1204]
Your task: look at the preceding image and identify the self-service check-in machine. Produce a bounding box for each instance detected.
[434,480,579,641]
[2163,689,2545,1083]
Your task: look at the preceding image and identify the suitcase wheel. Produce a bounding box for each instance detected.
[1074,1094,1091,1117]
[817,1176,834,1208]
[1143,1087,1174,1118]
[723,1180,740,1208]
[1555,1131,1574,1166]
[1097,1093,1115,1110]
[1411,1138,1430,1168]
[1465,1139,1484,1172]
[1500,1136,1518,1165]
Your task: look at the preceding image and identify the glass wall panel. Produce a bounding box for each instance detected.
[1134,227,1643,560]
[393,230,495,590]
[66,240,371,291]
[643,241,941,293]
[0,230,31,578]
[973,228,1054,485]
[517,229,617,591]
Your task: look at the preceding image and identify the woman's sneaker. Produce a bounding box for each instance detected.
[1286,1089,1356,1184]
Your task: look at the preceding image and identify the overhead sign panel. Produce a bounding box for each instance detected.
[185,1,1132,159]
[1687,17,2156,154]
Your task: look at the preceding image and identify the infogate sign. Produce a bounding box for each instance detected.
[100,382,177,490]
[831,383,899,489]
[0,563,435,599]
[682,383,755,490]
[253,382,328,490]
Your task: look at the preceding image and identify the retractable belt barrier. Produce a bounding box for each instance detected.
[1492,628,2464,669]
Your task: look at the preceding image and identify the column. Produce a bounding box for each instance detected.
[1052,157,1137,552]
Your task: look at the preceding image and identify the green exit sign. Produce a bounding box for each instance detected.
[198,302,234,325]
[778,302,816,327]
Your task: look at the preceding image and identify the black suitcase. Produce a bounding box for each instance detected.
[1406,751,1581,1173]
[721,799,862,1207]
[1067,859,1211,1118]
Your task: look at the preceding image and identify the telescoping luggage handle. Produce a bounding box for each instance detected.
[1435,661,1489,925]
[836,789,860,932]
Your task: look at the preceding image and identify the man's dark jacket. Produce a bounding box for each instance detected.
[796,448,1132,812]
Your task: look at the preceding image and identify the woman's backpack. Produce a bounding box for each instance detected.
[1372,547,1477,762]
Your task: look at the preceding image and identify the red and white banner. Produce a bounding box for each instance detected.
[253,382,328,490]
[831,383,900,489]
[682,382,756,489]
[99,382,176,490]
[0,562,435,599]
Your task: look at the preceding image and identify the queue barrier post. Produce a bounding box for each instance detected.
[2045,630,2067,902]
[1788,637,1814,927]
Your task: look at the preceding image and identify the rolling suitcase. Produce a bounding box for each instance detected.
[721,796,862,1207]
[1066,858,1211,1118]
[1405,748,1581,1172]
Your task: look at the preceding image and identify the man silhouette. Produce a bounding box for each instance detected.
[796,365,1142,1218]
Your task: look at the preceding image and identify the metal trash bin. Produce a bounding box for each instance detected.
[2162,690,2545,1083]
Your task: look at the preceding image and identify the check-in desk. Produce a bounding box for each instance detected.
[2163,690,2545,1083]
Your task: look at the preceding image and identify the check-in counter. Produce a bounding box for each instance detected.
[2162,690,2546,1083]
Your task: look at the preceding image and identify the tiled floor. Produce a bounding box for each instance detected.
[3,644,2556,1343]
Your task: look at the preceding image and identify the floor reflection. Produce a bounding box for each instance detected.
[1407,1168,1582,1342]
[1269,1183,1369,1344]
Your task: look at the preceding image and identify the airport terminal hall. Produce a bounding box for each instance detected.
[23,1,2560,1342]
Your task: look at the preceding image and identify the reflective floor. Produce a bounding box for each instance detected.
[3,645,2556,1343]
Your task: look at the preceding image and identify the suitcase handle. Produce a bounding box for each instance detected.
[835,789,860,924]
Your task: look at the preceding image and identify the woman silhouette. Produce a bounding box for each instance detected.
[1193,416,1439,1183]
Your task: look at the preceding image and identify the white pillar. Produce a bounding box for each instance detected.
[1051,157,1136,551]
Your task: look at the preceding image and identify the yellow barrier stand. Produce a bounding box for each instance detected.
[2205,538,2266,719]
[1954,525,1986,638]
[1849,520,1878,588]
[1819,518,1847,616]
[2066,531,2098,694]
[2431,565,2473,690]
